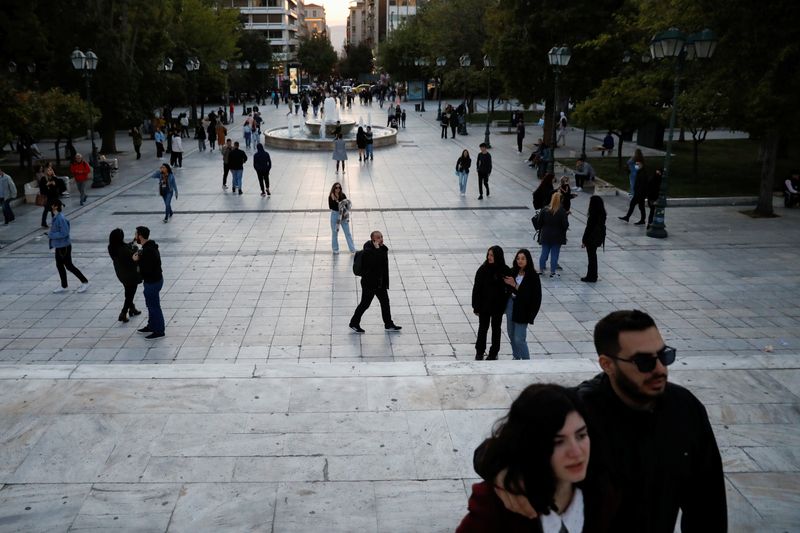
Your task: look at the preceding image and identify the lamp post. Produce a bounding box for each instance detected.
[219,60,230,122]
[546,45,571,173]
[414,58,428,111]
[237,60,251,115]
[435,56,446,121]
[185,57,200,121]
[483,55,493,148]
[646,28,716,239]
[71,48,99,164]
[459,54,470,135]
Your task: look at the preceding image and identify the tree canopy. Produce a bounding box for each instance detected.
[297,37,338,80]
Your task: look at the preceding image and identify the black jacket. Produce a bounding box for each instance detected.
[476,152,492,175]
[582,211,607,248]
[647,171,662,203]
[109,243,141,286]
[227,148,248,170]
[474,373,727,533]
[253,146,272,172]
[360,240,389,290]
[539,206,569,246]
[507,271,541,324]
[532,184,554,210]
[356,130,367,149]
[633,167,648,197]
[471,263,510,315]
[456,156,472,173]
[137,240,163,283]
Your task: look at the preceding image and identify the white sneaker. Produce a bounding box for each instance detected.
[77,282,89,293]
[53,287,67,293]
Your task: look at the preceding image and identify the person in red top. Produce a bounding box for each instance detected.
[70,153,92,206]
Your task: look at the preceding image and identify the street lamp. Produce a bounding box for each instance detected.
[435,56,446,121]
[414,58,428,111]
[459,54,470,135]
[546,45,571,173]
[185,57,200,120]
[237,61,251,115]
[646,28,716,239]
[483,55,493,148]
[71,48,99,164]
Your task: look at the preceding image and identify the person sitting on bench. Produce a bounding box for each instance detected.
[595,132,614,156]
[786,170,800,208]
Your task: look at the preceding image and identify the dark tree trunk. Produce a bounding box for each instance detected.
[679,127,685,142]
[616,133,625,170]
[693,137,699,180]
[756,129,779,216]
[100,122,117,154]
[54,138,61,166]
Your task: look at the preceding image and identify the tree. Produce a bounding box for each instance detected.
[340,43,374,80]
[39,88,100,165]
[297,37,337,80]
[676,81,727,179]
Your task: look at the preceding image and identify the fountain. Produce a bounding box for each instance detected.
[263,94,397,151]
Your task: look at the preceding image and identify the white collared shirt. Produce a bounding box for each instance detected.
[540,488,584,533]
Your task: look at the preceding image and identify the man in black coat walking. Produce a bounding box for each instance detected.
[476,143,492,200]
[349,231,402,333]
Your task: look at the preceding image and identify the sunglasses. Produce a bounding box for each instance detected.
[608,346,676,373]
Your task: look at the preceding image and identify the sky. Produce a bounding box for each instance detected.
[314,0,349,53]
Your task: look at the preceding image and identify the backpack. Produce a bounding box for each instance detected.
[352,250,364,276]
[531,209,544,230]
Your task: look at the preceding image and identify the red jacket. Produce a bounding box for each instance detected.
[456,482,543,533]
[70,160,91,182]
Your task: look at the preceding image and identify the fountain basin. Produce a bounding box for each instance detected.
[305,119,356,137]
[263,125,397,151]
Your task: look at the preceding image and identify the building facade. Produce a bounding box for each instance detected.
[347,0,422,51]
[228,0,303,63]
[303,3,328,39]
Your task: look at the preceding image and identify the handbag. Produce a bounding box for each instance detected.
[35,193,47,206]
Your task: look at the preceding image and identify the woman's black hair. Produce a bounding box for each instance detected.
[511,248,535,276]
[484,245,506,272]
[484,384,589,515]
[161,163,173,175]
[587,195,606,219]
[108,228,124,258]
[535,173,555,191]
[461,149,470,158]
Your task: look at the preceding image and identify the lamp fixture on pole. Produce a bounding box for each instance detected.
[546,45,571,173]
[71,48,99,162]
[435,56,446,121]
[483,54,493,148]
[459,54,470,135]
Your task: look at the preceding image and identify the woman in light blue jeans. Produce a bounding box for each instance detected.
[504,249,542,360]
[328,182,356,253]
[455,149,471,195]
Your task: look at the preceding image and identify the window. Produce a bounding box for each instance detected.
[267,30,283,39]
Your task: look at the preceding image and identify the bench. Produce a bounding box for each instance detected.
[494,120,513,133]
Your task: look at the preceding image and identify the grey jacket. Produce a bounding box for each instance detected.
[0,173,16,199]
[332,139,348,161]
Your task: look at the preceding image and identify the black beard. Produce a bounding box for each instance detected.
[614,365,667,406]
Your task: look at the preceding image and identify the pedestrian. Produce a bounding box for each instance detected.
[626,148,644,196]
[532,173,555,211]
[401,109,406,128]
[356,126,367,162]
[39,167,60,228]
[243,118,253,149]
[253,143,272,197]
[170,130,183,168]
[365,127,374,161]
[329,182,356,254]
[458,385,616,532]
[70,153,92,206]
[207,121,217,151]
[0,169,17,224]
[456,149,471,196]
[227,141,247,194]
[473,246,510,361]
[598,131,614,156]
[574,157,595,192]
[440,112,449,139]
[476,143,492,200]
[581,196,606,283]
[149,163,178,222]
[154,127,165,159]
[132,226,165,339]
[48,200,89,294]
[502,249,542,360]
[194,123,206,152]
[450,109,459,138]
[558,175,573,215]
[129,127,143,160]
[475,309,727,531]
[387,106,394,126]
[108,228,142,323]
[332,133,348,173]
[179,114,189,138]
[215,122,227,149]
[646,169,662,229]
[349,230,402,333]
[516,118,525,153]
[619,162,647,225]
[556,111,568,147]
[220,138,232,190]
[538,192,569,278]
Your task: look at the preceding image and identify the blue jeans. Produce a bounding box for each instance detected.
[2,198,14,223]
[506,299,529,360]
[331,211,355,252]
[244,131,251,148]
[143,279,165,334]
[457,171,468,193]
[162,191,173,219]
[539,242,561,274]
[232,169,243,190]
[365,144,373,159]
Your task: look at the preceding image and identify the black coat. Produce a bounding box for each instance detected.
[539,206,569,246]
[647,172,662,203]
[532,184,554,210]
[456,156,472,173]
[507,271,541,324]
[138,240,162,283]
[356,130,367,149]
[582,211,607,248]
[227,148,248,170]
[633,167,648,197]
[476,152,492,175]
[471,263,510,315]
[360,241,390,290]
[109,243,142,286]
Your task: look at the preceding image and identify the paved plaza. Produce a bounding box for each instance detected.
[0,101,798,531]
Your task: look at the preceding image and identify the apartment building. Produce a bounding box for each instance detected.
[347,0,422,50]
[227,0,303,63]
[303,3,328,39]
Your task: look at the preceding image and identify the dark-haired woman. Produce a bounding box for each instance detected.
[472,246,510,361]
[581,196,606,283]
[456,149,471,196]
[356,126,367,162]
[503,249,542,360]
[150,163,178,222]
[108,228,142,322]
[457,384,616,532]
[329,182,355,254]
[532,173,555,210]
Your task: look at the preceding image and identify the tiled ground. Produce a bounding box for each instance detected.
[0,101,798,531]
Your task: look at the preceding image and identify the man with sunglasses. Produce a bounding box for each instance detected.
[473,309,727,532]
